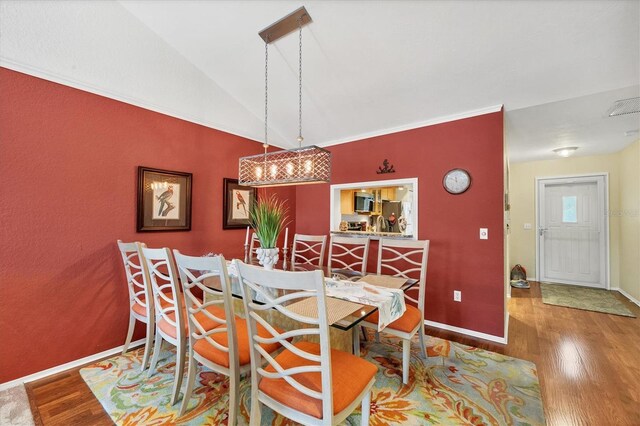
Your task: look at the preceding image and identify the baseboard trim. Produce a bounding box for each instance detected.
[504,312,510,344]
[424,320,507,344]
[0,339,145,392]
[611,287,640,307]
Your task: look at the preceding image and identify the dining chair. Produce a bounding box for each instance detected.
[327,235,370,276]
[249,232,261,261]
[291,234,327,269]
[173,252,284,422]
[117,240,154,372]
[236,262,377,426]
[141,246,190,406]
[359,238,430,384]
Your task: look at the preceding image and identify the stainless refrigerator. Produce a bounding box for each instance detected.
[381,201,403,233]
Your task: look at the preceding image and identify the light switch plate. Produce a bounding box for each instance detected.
[480,228,488,239]
[524,223,532,230]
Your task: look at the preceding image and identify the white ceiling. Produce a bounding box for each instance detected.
[1,0,639,162]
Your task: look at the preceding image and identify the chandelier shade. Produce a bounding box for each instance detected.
[239,145,331,187]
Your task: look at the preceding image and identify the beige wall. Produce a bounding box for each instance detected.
[509,153,621,286]
[618,140,640,301]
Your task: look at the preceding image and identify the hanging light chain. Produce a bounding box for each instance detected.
[264,39,269,154]
[297,15,304,147]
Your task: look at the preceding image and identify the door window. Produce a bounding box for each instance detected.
[562,195,577,223]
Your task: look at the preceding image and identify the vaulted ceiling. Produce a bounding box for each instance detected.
[1,1,638,162]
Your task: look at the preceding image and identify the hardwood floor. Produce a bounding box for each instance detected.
[26,282,639,425]
[426,282,640,426]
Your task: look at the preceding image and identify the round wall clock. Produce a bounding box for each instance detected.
[443,168,471,194]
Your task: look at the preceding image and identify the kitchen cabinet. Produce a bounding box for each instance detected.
[340,190,354,214]
[381,187,396,201]
[372,189,382,215]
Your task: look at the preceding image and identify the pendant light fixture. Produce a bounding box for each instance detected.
[238,7,331,187]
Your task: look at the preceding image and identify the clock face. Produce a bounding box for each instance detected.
[443,169,471,194]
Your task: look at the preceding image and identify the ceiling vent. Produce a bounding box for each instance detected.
[608,97,640,117]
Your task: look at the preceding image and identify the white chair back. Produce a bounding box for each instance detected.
[173,252,238,371]
[292,234,327,268]
[377,238,429,314]
[327,235,370,275]
[141,247,184,343]
[249,232,261,261]
[117,240,152,318]
[236,262,334,421]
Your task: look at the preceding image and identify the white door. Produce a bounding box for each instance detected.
[537,175,608,288]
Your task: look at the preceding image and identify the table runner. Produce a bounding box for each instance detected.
[324,279,406,331]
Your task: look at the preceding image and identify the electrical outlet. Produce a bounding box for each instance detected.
[480,228,488,239]
[454,290,462,302]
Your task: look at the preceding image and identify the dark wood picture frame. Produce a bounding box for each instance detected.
[223,178,256,229]
[137,166,192,232]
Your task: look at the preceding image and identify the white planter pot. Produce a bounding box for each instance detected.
[256,247,279,270]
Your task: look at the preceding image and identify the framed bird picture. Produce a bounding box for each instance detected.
[223,178,256,229]
[137,166,192,232]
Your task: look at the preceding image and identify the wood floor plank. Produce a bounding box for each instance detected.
[24,281,639,425]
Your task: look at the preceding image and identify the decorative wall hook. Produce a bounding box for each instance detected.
[377,159,395,174]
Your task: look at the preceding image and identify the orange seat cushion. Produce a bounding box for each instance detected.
[259,341,377,419]
[364,304,422,333]
[131,300,150,317]
[193,318,283,367]
[158,302,224,339]
[131,295,174,317]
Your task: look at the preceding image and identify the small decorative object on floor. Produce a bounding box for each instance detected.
[376,159,395,174]
[510,264,530,289]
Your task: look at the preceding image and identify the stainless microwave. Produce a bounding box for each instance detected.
[354,192,374,212]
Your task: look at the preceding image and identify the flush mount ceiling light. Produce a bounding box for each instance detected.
[553,146,579,157]
[608,97,640,117]
[238,7,331,187]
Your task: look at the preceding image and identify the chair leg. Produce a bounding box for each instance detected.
[178,350,197,417]
[418,326,427,359]
[402,338,410,384]
[249,386,261,426]
[228,371,239,425]
[170,338,187,405]
[140,319,154,372]
[353,327,361,356]
[360,390,371,425]
[122,312,136,354]
[147,334,163,378]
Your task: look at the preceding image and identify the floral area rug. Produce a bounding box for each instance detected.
[80,334,545,425]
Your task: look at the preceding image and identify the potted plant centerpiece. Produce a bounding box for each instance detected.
[248,193,288,270]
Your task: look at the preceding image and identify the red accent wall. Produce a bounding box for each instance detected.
[296,112,505,337]
[0,68,295,383]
